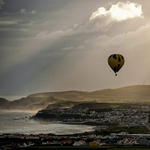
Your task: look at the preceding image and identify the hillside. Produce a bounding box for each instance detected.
[91,85,150,102]
[1,85,150,111]
[29,85,150,103]
[0,98,10,109]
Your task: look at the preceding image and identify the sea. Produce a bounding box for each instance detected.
[0,110,95,135]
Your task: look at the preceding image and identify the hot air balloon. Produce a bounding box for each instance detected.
[108,54,125,76]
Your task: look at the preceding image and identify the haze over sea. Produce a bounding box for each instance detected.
[0,110,94,135]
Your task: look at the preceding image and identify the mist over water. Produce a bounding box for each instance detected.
[0,110,94,135]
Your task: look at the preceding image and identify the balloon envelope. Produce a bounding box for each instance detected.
[108,54,125,75]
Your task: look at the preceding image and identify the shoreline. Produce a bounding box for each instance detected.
[35,120,109,133]
[35,119,110,127]
[61,122,109,131]
[28,119,109,134]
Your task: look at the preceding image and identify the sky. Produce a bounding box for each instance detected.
[0,0,150,95]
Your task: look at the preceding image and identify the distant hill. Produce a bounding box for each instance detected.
[29,85,150,103]
[1,85,150,111]
[0,98,10,109]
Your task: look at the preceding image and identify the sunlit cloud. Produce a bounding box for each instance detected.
[90,1,143,21]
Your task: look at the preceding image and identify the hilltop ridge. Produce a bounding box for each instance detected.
[0,85,150,111]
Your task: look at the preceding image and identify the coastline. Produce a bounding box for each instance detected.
[61,122,109,131]
[30,119,109,134]
[41,120,109,132]
[35,119,109,127]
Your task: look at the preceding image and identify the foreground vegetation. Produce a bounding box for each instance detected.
[15,145,150,150]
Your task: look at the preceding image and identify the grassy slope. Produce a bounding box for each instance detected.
[28,85,150,103]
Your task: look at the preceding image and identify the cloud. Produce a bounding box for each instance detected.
[20,9,37,15]
[35,29,73,39]
[20,9,26,14]
[33,1,143,41]
[81,1,144,33]
[92,23,150,56]
[31,10,37,14]
[0,0,4,5]
[61,45,85,51]
[0,21,17,25]
[106,24,150,48]
[32,1,145,55]
[90,1,143,21]
[0,0,5,10]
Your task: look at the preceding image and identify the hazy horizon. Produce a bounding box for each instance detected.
[0,0,150,95]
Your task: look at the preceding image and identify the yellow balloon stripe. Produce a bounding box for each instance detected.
[116,54,118,61]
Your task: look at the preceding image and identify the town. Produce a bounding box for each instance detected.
[1,103,150,149]
[1,127,150,149]
[33,104,150,127]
